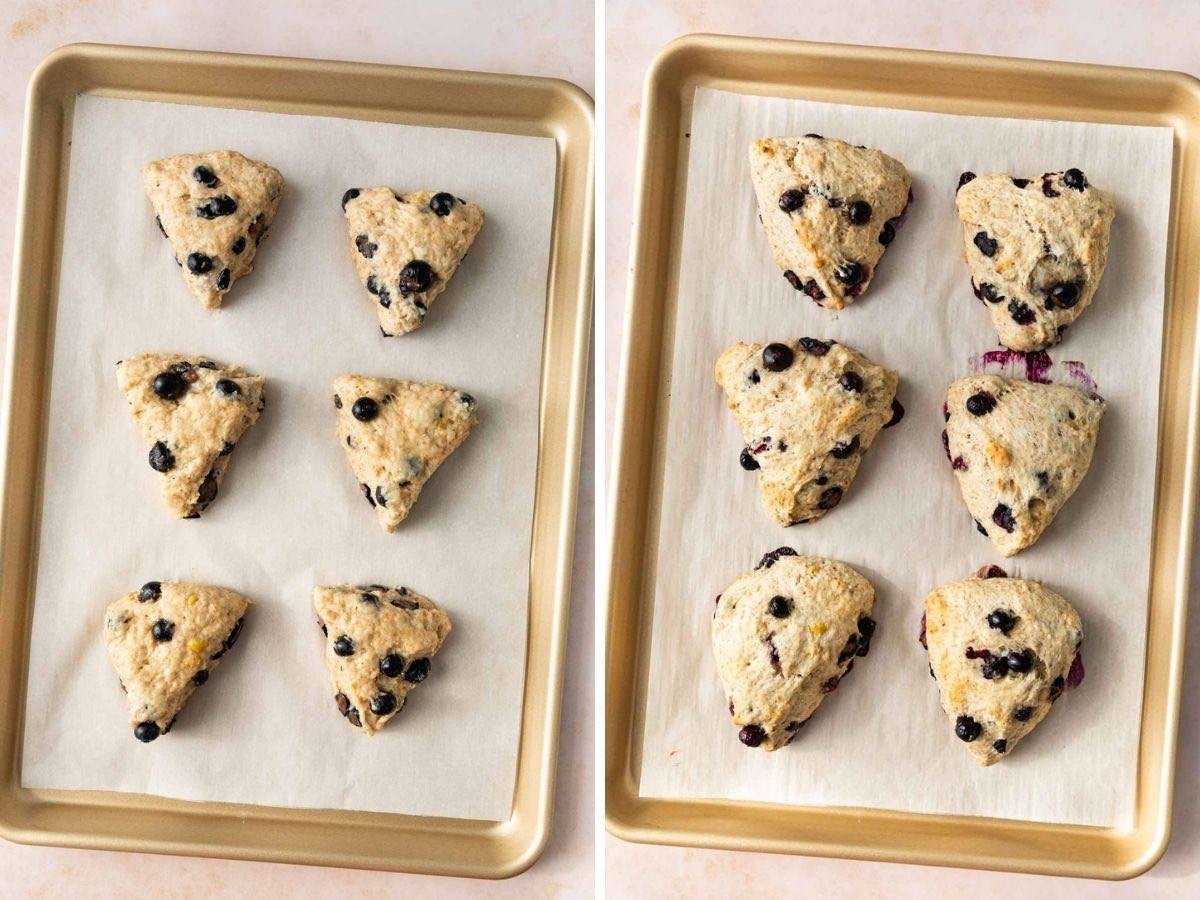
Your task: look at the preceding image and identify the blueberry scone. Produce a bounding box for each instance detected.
[341,188,484,335]
[713,548,877,750]
[314,584,451,735]
[715,339,901,526]
[750,135,912,310]
[142,151,285,309]
[333,375,477,531]
[924,566,1084,765]
[104,581,249,743]
[117,354,267,519]
[955,170,1115,351]
[943,374,1105,556]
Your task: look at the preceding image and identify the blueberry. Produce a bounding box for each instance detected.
[1008,299,1036,325]
[878,221,896,245]
[783,270,803,291]
[1011,177,1031,188]
[987,608,1016,633]
[1005,648,1034,673]
[192,165,218,187]
[1036,470,1051,491]
[976,520,988,536]
[993,739,1008,753]
[138,582,162,602]
[379,653,405,678]
[197,470,218,506]
[767,595,791,618]
[210,618,242,659]
[370,691,397,715]
[981,655,1009,679]
[884,398,905,428]
[366,275,379,295]
[148,441,175,472]
[1014,706,1034,721]
[847,200,872,225]
[992,504,1016,533]
[346,707,362,727]
[195,195,237,219]
[756,547,797,570]
[231,236,246,254]
[762,343,794,371]
[1048,282,1080,309]
[398,260,436,296]
[134,721,160,743]
[1049,676,1065,698]
[215,378,240,396]
[216,268,230,291]
[374,485,388,507]
[1063,168,1088,191]
[803,133,823,139]
[378,287,392,308]
[835,262,864,286]
[335,693,351,716]
[957,171,977,191]
[818,486,843,510]
[830,435,859,459]
[404,658,431,683]
[1042,176,1061,198]
[332,635,355,657]
[192,669,209,686]
[153,371,186,400]
[966,392,996,416]
[738,724,766,747]
[978,282,1003,303]
[839,371,863,392]
[429,192,457,216]
[187,252,213,274]
[355,234,377,258]
[798,337,830,355]
[955,715,982,742]
[341,188,360,210]
[973,231,998,257]
[152,619,174,642]
[352,397,379,421]
[739,447,760,470]
[362,483,376,506]
[778,189,806,212]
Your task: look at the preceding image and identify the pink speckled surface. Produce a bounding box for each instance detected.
[0,1,593,896]
[604,0,1200,896]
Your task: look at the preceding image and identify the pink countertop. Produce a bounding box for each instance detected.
[0,1,593,896]
[603,0,1200,896]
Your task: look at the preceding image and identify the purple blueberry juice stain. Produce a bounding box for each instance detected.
[1067,650,1086,688]
[969,350,1103,399]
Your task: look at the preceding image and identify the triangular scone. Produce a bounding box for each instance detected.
[944,375,1104,556]
[117,353,266,519]
[956,170,1115,351]
[925,568,1084,765]
[314,584,451,735]
[715,339,900,526]
[750,136,912,310]
[332,375,477,531]
[341,187,484,335]
[713,549,877,750]
[142,151,284,309]
[103,581,249,742]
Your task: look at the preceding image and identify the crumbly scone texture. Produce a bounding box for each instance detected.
[749,136,912,310]
[342,188,484,335]
[944,375,1104,556]
[117,353,266,519]
[142,151,284,309]
[332,375,478,532]
[314,584,452,735]
[103,582,249,741]
[712,550,876,751]
[925,571,1083,766]
[956,171,1115,351]
[715,339,899,526]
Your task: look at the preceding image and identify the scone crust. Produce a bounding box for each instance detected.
[750,136,911,309]
[715,339,898,526]
[956,172,1115,351]
[142,150,284,309]
[343,188,484,335]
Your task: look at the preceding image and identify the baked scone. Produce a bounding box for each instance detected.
[332,375,477,531]
[943,374,1104,556]
[713,549,877,750]
[715,339,901,526]
[341,187,484,335]
[924,566,1084,765]
[117,353,266,518]
[142,151,284,309]
[955,170,1115,351]
[103,581,249,742]
[749,135,912,310]
[314,584,451,735]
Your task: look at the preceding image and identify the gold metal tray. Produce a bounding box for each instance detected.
[605,33,1200,880]
[0,43,592,878]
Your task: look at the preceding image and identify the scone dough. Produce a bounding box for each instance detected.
[117,353,267,519]
[750,135,912,310]
[713,549,877,751]
[715,339,900,526]
[956,170,1115,351]
[332,375,478,532]
[925,568,1084,765]
[142,151,284,309]
[944,374,1105,556]
[104,581,249,742]
[342,187,484,335]
[314,584,451,735]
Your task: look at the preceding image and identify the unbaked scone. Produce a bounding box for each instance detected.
[955,170,1115,351]
[314,584,451,735]
[142,151,284,309]
[103,581,250,742]
[715,339,901,526]
[332,375,477,531]
[341,187,484,335]
[713,549,877,750]
[117,353,267,519]
[924,566,1084,765]
[944,374,1105,556]
[750,135,912,309]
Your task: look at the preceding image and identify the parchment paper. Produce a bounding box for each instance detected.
[20,95,556,821]
[638,88,1174,827]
